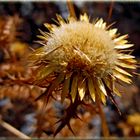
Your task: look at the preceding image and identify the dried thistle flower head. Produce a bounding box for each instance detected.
[30,13,136,104]
[29,13,137,135]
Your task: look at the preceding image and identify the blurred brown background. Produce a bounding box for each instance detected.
[0,1,140,138]
[0,2,140,56]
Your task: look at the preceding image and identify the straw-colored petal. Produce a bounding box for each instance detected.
[113,70,132,84]
[101,22,106,29]
[116,40,128,45]
[88,77,96,102]
[114,44,133,49]
[113,86,121,97]
[67,16,76,23]
[78,79,86,100]
[114,35,128,43]
[70,75,78,102]
[44,23,56,31]
[117,53,135,60]
[108,28,117,37]
[101,93,106,105]
[95,19,104,28]
[37,35,48,40]
[104,76,121,96]
[39,29,50,38]
[116,61,136,69]
[95,85,106,105]
[103,77,112,91]
[97,78,107,96]
[80,13,89,22]
[56,14,66,25]
[115,66,132,77]
[121,58,137,64]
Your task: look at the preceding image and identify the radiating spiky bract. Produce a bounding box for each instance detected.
[29,13,136,106]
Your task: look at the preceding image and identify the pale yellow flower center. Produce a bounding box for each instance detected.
[45,21,117,77]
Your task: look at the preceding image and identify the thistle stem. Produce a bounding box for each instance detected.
[107,0,114,22]
[96,95,110,137]
[98,102,110,137]
[67,0,77,19]
[0,118,31,139]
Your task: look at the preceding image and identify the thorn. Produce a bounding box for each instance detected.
[67,123,76,136]
[53,121,66,137]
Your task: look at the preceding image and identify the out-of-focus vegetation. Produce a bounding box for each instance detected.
[0,1,140,138]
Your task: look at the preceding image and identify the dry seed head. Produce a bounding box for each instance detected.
[45,21,117,77]
[29,13,136,104]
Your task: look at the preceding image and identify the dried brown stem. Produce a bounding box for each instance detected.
[98,102,110,137]
[107,1,114,22]
[67,0,77,19]
[96,94,110,137]
[0,119,31,139]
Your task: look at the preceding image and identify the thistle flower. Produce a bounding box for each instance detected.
[29,13,137,135]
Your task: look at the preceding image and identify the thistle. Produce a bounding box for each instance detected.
[29,13,137,135]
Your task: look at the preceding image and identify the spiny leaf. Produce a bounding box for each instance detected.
[30,45,61,62]
[48,73,65,94]
[67,123,76,136]
[103,80,121,114]
[54,121,66,137]
[36,74,65,108]
[54,99,80,136]
[35,87,49,101]
[28,47,45,61]
[54,121,75,137]
[36,65,55,81]
[35,85,52,108]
